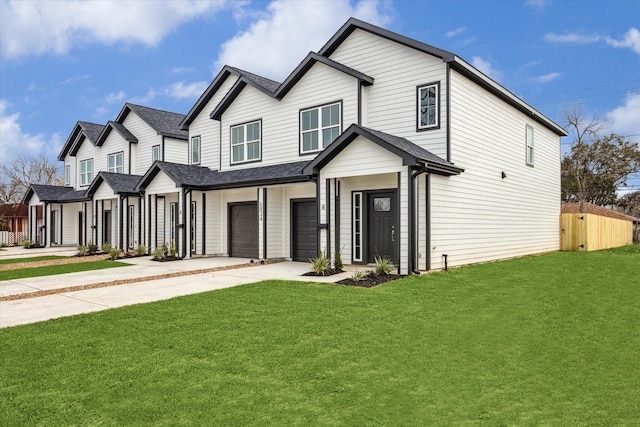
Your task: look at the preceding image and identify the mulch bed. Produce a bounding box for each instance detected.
[337,272,403,288]
[302,268,344,276]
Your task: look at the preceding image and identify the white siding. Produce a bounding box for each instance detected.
[265,187,283,258]
[123,112,160,175]
[205,191,223,255]
[329,28,448,159]
[164,137,188,164]
[75,140,101,188]
[101,131,130,174]
[189,76,239,170]
[145,171,179,194]
[427,70,561,269]
[64,157,77,188]
[321,136,404,179]
[92,182,116,200]
[219,62,359,171]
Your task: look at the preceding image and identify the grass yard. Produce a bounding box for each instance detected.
[1,247,638,425]
[0,255,68,265]
[0,260,129,281]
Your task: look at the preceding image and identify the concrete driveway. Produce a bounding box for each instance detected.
[0,248,361,328]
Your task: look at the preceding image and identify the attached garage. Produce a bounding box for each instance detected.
[292,199,317,261]
[229,202,258,259]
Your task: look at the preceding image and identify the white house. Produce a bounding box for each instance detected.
[23,104,188,250]
[138,18,567,274]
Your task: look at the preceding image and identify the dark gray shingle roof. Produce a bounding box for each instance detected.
[228,67,281,94]
[79,121,106,144]
[24,184,89,203]
[87,172,143,196]
[123,103,188,140]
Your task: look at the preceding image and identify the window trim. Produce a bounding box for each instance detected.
[107,151,124,174]
[299,100,343,155]
[352,191,363,262]
[526,125,534,166]
[152,144,161,162]
[79,158,93,187]
[230,119,262,165]
[64,165,70,186]
[191,136,201,165]
[416,81,441,131]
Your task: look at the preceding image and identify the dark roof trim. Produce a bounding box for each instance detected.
[319,17,456,61]
[96,121,138,146]
[179,66,241,130]
[275,52,374,99]
[59,121,105,160]
[193,175,311,191]
[23,184,89,204]
[86,172,143,197]
[210,53,374,121]
[302,124,464,176]
[319,17,567,136]
[115,103,187,140]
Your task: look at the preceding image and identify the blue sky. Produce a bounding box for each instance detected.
[1,0,639,192]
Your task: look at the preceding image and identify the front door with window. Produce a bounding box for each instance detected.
[367,191,397,263]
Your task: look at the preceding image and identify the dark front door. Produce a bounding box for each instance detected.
[229,203,258,259]
[292,200,317,261]
[367,191,397,263]
[78,212,83,245]
[103,211,112,245]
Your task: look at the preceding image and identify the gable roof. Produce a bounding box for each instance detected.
[210,53,374,121]
[137,160,311,191]
[86,172,143,197]
[23,184,89,204]
[96,121,138,146]
[115,103,188,140]
[562,202,639,222]
[58,121,105,160]
[319,18,568,137]
[302,124,464,176]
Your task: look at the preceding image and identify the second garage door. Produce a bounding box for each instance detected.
[292,200,317,261]
[229,203,258,259]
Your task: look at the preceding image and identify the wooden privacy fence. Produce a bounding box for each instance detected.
[560,213,633,251]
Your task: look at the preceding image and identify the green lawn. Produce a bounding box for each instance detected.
[0,260,129,281]
[0,255,68,265]
[1,247,638,425]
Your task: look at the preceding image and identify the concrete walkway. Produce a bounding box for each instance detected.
[0,248,363,328]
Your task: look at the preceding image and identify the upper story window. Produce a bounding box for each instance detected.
[108,152,124,174]
[417,82,440,130]
[80,159,93,186]
[191,136,200,165]
[526,125,534,166]
[300,102,341,154]
[64,165,70,186]
[152,145,160,162]
[231,120,261,164]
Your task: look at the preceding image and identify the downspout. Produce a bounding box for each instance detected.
[410,164,427,275]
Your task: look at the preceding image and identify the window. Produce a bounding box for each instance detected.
[417,82,439,130]
[353,192,362,262]
[300,102,341,153]
[64,165,70,186]
[526,125,534,166]
[191,136,200,165]
[80,159,93,186]
[231,120,261,164]
[190,201,196,252]
[152,145,160,162]
[107,152,124,173]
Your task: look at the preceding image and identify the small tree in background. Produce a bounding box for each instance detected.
[0,154,61,203]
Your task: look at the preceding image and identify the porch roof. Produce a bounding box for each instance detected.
[302,124,464,176]
[87,172,143,197]
[23,184,89,204]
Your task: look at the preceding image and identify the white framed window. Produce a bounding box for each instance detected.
[128,205,135,249]
[300,102,341,153]
[107,152,124,173]
[231,120,261,164]
[191,136,200,165]
[526,125,534,166]
[64,165,70,186]
[190,201,196,252]
[417,82,439,130]
[353,192,362,262]
[80,159,93,186]
[152,145,160,162]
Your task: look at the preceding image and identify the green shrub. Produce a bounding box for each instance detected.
[77,244,88,256]
[153,248,165,261]
[135,244,147,256]
[374,256,394,275]
[87,241,98,255]
[101,242,112,254]
[310,251,330,275]
[20,239,32,248]
[351,270,366,282]
[334,248,344,271]
[169,241,177,258]
[108,248,121,261]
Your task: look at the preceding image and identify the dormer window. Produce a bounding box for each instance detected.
[300,101,341,154]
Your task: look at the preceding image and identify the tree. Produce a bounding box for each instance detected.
[561,108,640,208]
[0,154,61,203]
[617,190,640,218]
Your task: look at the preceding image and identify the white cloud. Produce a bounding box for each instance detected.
[0,100,62,163]
[604,27,640,55]
[531,72,562,83]
[171,67,195,74]
[606,93,640,137]
[214,0,393,81]
[0,0,228,60]
[164,81,209,99]
[445,27,466,38]
[526,0,548,10]
[544,27,640,56]
[471,56,502,82]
